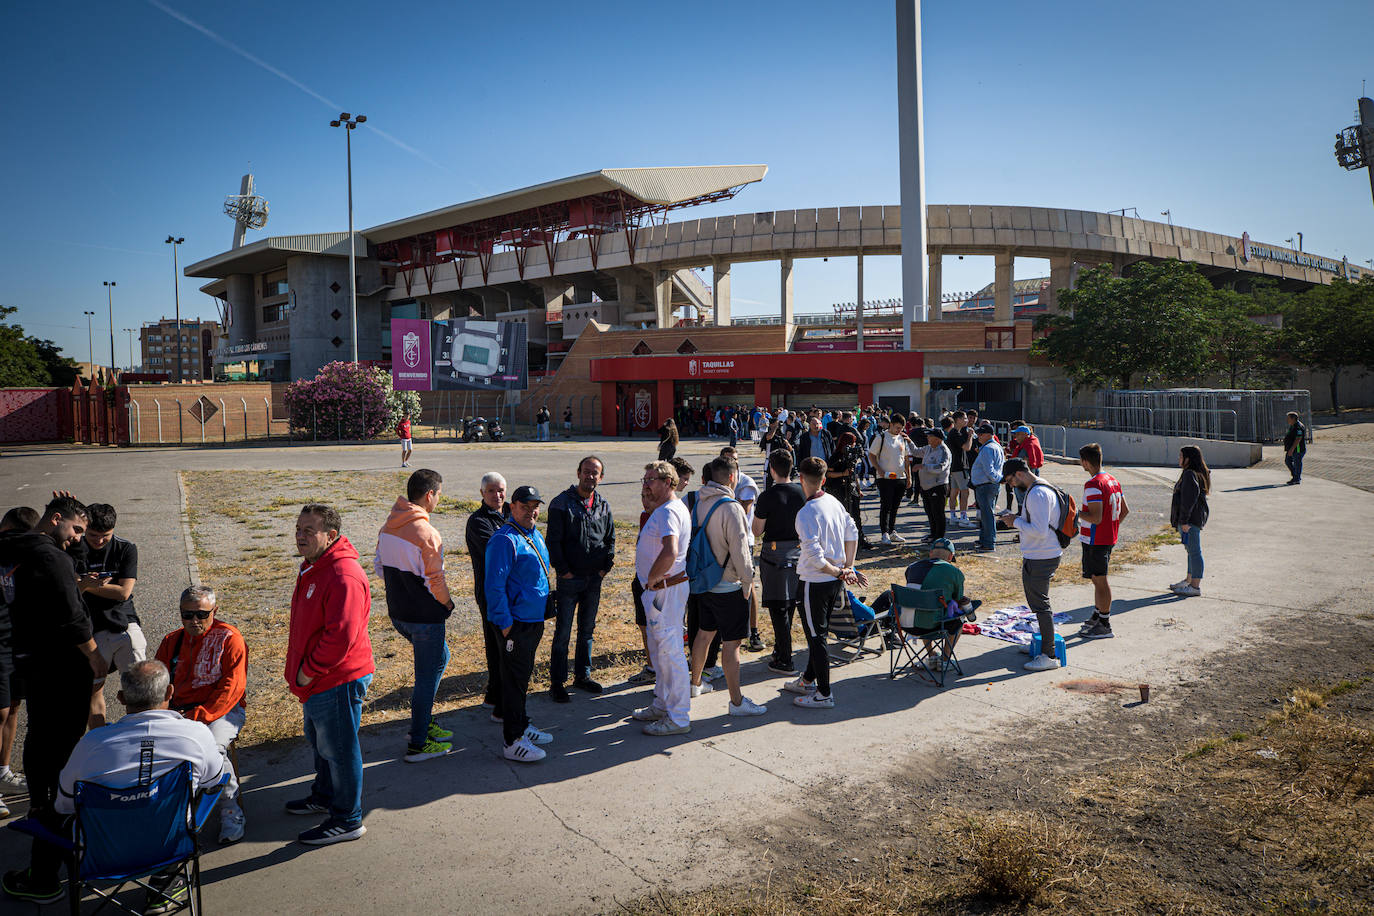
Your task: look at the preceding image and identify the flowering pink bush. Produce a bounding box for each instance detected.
[284,361,419,439]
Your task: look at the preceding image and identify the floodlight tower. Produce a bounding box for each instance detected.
[166,237,184,380]
[330,112,366,363]
[102,281,116,372]
[1334,96,1374,212]
[896,1,928,347]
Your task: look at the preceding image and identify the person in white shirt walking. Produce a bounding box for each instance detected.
[783,457,868,708]
[632,461,693,735]
[867,414,915,544]
[999,458,1064,672]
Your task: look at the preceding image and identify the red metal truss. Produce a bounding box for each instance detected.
[374,184,750,285]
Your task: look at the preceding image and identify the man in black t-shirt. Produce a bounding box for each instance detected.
[946,411,974,528]
[67,504,142,726]
[752,451,807,675]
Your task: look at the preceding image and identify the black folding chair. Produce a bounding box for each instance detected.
[888,584,969,687]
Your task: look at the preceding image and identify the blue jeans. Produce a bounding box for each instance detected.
[551,574,602,686]
[973,482,1000,548]
[391,618,450,747]
[1181,526,1204,580]
[1285,451,1303,482]
[302,674,371,828]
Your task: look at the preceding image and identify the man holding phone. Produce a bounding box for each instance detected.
[68,503,143,727]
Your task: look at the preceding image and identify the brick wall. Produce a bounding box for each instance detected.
[125,383,284,444]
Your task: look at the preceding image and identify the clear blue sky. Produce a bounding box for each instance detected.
[2,0,1370,365]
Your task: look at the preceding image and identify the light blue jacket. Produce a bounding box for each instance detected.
[970,437,1005,487]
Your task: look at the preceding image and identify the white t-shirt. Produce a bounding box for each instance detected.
[734,472,760,546]
[57,709,225,814]
[796,492,858,582]
[869,431,912,478]
[635,497,691,586]
[1012,481,1065,560]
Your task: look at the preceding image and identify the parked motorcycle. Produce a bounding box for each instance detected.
[461,416,488,443]
[488,417,504,441]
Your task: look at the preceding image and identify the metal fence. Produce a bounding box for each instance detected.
[1096,389,1310,443]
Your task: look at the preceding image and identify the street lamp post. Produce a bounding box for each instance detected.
[82,310,95,376]
[123,328,135,370]
[1297,232,1303,252]
[165,236,184,381]
[103,281,116,374]
[330,112,366,362]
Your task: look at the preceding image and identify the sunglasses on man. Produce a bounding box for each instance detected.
[180,609,214,621]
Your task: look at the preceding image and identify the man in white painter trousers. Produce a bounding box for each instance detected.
[631,460,692,736]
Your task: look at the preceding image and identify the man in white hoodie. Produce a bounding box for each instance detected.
[783,457,868,708]
[999,458,1063,673]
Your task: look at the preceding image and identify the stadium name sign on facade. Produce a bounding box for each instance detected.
[1240,232,1347,275]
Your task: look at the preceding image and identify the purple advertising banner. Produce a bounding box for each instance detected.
[391,319,433,391]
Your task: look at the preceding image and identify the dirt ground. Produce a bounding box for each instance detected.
[618,611,1374,916]
[181,468,1172,746]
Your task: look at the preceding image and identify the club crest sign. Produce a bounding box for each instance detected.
[402,331,421,368]
[633,388,652,429]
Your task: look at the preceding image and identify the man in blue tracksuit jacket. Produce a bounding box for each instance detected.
[969,422,1005,552]
[484,485,554,762]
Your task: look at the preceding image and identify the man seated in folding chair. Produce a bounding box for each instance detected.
[36,660,226,913]
[905,539,975,672]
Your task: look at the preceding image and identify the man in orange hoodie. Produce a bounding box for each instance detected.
[376,469,453,763]
[153,584,248,845]
[284,504,374,846]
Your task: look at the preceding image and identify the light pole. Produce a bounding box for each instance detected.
[330,112,366,362]
[165,236,184,381]
[1297,232,1303,252]
[102,281,116,374]
[123,328,136,370]
[82,310,95,376]
[1160,209,1172,225]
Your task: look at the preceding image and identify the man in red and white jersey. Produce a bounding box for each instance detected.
[397,414,414,468]
[1076,443,1129,640]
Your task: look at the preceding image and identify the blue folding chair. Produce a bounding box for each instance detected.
[9,761,226,915]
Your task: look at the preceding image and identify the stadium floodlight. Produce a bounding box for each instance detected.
[330,112,366,361]
[1334,96,1374,211]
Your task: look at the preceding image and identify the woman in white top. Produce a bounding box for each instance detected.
[866,414,915,544]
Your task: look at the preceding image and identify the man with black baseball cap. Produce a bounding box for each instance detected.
[484,485,555,762]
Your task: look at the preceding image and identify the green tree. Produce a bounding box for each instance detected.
[1207,288,1279,389]
[1278,276,1374,411]
[0,305,56,387]
[1033,260,1218,389]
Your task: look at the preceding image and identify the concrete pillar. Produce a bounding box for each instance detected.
[896,0,929,342]
[654,271,674,328]
[780,255,794,344]
[224,273,256,347]
[856,250,865,351]
[927,249,943,321]
[712,259,732,327]
[1047,254,1073,314]
[539,281,574,317]
[994,250,1014,322]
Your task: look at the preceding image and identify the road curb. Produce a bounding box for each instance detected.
[176,470,201,587]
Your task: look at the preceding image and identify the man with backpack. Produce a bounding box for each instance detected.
[999,458,1069,673]
[685,458,767,717]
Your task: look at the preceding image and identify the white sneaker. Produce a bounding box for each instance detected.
[0,795,9,819]
[503,737,546,762]
[523,724,553,745]
[729,696,768,716]
[0,769,23,792]
[632,705,666,722]
[1169,578,1191,592]
[690,681,714,697]
[880,533,891,545]
[781,676,816,695]
[1023,654,1059,672]
[889,532,906,544]
[1175,585,1201,597]
[218,804,245,845]
[793,692,834,709]
[642,718,691,736]
[703,665,724,681]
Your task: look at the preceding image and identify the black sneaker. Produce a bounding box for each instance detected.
[745,631,767,652]
[767,660,797,675]
[298,820,366,846]
[1080,620,1114,640]
[573,678,603,695]
[144,874,189,915]
[550,685,571,703]
[1,869,62,904]
[284,797,329,816]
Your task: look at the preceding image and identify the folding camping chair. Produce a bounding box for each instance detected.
[888,583,964,687]
[9,761,227,916]
[827,591,890,666]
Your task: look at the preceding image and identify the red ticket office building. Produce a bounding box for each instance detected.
[590,351,924,436]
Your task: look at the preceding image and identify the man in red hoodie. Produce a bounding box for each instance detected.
[284,504,374,846]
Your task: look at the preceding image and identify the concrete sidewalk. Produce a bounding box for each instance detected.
[190,463,1374,913]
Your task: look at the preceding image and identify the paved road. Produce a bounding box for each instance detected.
[0,438,1369,914]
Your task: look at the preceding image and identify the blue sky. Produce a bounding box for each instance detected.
[2,0,1370,365]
